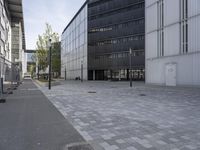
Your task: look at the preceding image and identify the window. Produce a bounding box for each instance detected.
[180,0,188,53]
[89,2,144,20]
[157,0,164,57]
[95,35,144,46]
[89,18,144,33]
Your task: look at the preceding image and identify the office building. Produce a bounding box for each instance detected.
[0,0,25,79]
[146,0,200,86]
[61,0,145,80]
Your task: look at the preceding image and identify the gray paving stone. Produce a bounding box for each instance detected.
[38,80,200,150]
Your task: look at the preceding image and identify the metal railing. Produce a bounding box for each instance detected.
[0,56,21,103]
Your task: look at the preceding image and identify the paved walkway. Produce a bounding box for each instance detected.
[39,80,200,150]
[0,80,87,150]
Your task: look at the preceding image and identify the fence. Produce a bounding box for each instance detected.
[0,56,21,102]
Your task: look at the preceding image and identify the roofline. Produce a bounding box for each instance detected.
[62,0,88,34]
[20,0,26,50]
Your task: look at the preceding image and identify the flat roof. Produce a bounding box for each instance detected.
[62,0,88,34]
[7,0,26,50]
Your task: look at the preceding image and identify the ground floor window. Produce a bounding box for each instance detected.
[88,69,145,81]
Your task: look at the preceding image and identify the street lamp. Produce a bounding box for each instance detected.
[48,39,52,90]
[81,60,83,82]
[65,66,67,81]
[129,48,132,87]
[0,52,6,103]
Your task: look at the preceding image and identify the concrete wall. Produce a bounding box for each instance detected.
[61,4,88,80]
[146,0,200,86]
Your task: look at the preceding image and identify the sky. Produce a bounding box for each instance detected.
[23,0,86,50]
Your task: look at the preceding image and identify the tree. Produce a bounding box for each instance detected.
[52,42,61,77]
[35,23,59,77]
[28,64,36,77]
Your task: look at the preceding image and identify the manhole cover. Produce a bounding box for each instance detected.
[65,142,94,150]
[139,94,146,96]
[110,86,117,88]
[88,91,96,94]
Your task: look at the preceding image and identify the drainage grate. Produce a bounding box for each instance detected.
[65,142,94,150]
[139,94,146,96]
[110,86,117,88]
[88,91,96,94]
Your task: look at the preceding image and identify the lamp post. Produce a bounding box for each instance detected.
[48,39,52,90]
[129,48,132,87]
[0,53,6,103]
[65,66,66,80]
[81,61,83,82]
[65,66,67,81]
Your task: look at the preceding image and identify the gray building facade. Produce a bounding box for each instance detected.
[61,0,145,81]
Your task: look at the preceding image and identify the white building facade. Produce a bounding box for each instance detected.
[61,3,88,80]
[0,0,12,61]
[0,0,25,80]
[146,0,200,86]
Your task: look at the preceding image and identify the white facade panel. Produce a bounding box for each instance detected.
[146,32,157,59]
[146,59,165,84]
[192,53,200,85]
[1,30,5,42]
[188,0,200,17]
[164,24,180,56]
[188,15,200,53]
[146,4,158,33]
[0,16,5,29]
[146,53,200,86]
[146,0,158,7]
[146,0,200,86]
[164,0,179,25]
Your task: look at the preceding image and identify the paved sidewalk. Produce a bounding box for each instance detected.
[0,80,87,150]
[40,80,200,150]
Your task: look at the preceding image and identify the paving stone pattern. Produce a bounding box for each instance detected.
[38,81,200,150]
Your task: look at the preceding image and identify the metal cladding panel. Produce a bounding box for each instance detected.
[188,0,200,17]
[146,0,200,86]
[146,32,157,59]
[146,0,158,7]
[89,9,144,29]
[164,24,180,56]
[164,0,180,26]
[146,53,200,86]
[88,0,145,70]
[146,2,157,33]
[188,15,200,53]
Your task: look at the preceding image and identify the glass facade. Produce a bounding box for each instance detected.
[61,0,145,81]
[88,0,145,80]
[61,4,88,80]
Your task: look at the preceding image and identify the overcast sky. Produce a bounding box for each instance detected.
[23,0,86,49]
